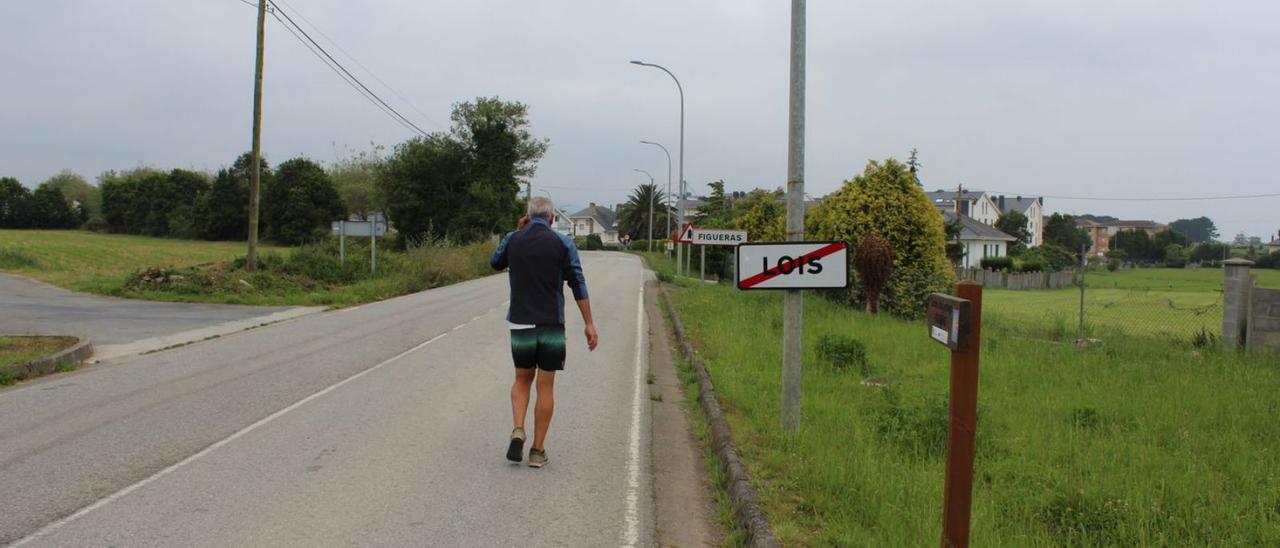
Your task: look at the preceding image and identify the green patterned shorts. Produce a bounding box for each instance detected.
[510,325,566,371]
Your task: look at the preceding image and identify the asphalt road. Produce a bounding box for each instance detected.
[0,273,310,345]
[0,252,652,547]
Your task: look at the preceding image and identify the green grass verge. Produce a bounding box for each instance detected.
[0,336,77,367]
[0,230,496,307]
[652,252,1280,546]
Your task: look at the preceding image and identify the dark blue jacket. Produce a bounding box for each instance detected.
[490,217,589,325]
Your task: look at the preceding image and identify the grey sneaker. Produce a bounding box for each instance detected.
[528,448,548,468]
[506,428,526,462]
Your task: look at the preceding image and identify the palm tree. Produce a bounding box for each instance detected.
[615,183,671,241]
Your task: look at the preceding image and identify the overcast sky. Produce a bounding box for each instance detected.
[2,0,1277,241]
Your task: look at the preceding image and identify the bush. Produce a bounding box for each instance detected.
[1018,257,1049,272]
[1254,250,1280,269]
[816,334,869,375]
[981,256,1014,271]
[853,235,894,313]
[578,234,603,250]
[1018,243,1077,271]
[262,157,345,245]
[99,168,208,237]
[806,158,955,318]
[0,177,33,228]
[1106,258,1121,272]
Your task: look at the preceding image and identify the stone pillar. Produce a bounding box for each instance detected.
[1223,258,1254,349]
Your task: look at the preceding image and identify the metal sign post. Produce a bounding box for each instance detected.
[331,217,385,274]
[928,281,983,548]
[338,220,346,265]
[700,245,705,282]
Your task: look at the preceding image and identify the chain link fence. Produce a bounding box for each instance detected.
[982,267,1225,346]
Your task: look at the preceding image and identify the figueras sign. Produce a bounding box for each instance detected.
[675,224,748,246]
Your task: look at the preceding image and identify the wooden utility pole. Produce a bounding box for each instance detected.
[246,0,267,272]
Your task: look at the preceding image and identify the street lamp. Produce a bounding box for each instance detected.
[639,140,673,244]
[631,60,685,275]
[633,168,656,252]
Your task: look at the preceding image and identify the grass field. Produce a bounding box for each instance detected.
[638,252,1280,546]
[985,267,1280,342]
[0,230,289,293]
[0,230,495,306]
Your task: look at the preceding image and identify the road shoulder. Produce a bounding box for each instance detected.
[646,279,723,547]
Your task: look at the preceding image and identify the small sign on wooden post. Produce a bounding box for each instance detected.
[930,281,983,548]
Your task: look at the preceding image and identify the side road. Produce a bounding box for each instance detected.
[0,273,321,360]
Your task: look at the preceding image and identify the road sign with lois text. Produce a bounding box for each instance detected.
[735,241,849,290]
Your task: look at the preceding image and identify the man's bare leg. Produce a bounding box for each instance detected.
[511,369,535,429]
[532,370,556,450]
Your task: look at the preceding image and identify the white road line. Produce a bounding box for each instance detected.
[621,285,646,547]
[452,324,466,331]
[9,331,452,547]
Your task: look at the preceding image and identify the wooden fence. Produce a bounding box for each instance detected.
[955,268,1076,290]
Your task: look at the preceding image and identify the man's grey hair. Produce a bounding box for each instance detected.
[528,196,555,220]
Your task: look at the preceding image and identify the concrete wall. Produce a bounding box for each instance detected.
[1248,288,1280,353]
[1222,259,1253,349]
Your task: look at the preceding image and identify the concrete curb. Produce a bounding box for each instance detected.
[658,284,780,548]
[91,306,325,362]
[1,336,94,380]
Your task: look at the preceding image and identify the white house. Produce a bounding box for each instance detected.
[994,195,1044,247]
[928,189,1044,247]
[943,211,1017,268]
[925,190,1000,226]
[568,203,619,245]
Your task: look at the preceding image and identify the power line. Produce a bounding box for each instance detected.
[271,0,445,130]
[267,1,431,137]
[267,9,424,137]
[983,190,1280,202]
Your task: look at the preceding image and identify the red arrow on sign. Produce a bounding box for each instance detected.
[737,241,847,289]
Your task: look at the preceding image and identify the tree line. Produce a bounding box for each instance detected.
[0,97,545,247]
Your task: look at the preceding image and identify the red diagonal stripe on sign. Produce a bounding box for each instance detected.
[738,242,847,289]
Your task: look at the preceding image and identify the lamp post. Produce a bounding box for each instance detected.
[631,60,685,276]
[639,140,672,249]
[633,168,656,252]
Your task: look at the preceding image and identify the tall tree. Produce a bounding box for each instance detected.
[41,170,98,222]
[695,180,732,228]
[906,148,922,185]
[263,157,344,245]
[1168,217,1218,243]
[1110,229,1157,262]
[730,188,784,241]
[329,144,384,221]
[379,97,548,243]
[28,184,79,229]
[615,183,669,240]
[1043,213,1091,252]
[995,210,1032,254]
[0,177,32,228]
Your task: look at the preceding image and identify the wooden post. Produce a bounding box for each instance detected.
[245,0,266,272]
[941,281,983,548]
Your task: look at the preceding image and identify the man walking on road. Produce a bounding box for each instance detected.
[490,196,598,468]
